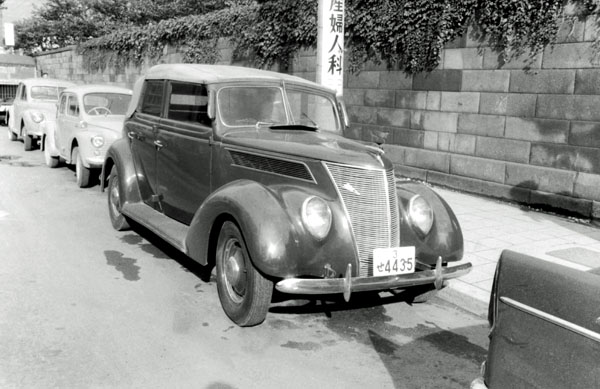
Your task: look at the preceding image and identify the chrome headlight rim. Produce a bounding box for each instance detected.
[301,195,332,241]
[408,194,434,237]
[90,135,105,148]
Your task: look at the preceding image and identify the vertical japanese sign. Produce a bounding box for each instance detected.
[316,0,344,96]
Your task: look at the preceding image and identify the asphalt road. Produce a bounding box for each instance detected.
[0,128,489,389]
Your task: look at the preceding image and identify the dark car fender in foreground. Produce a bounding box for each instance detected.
[472,250,600,388]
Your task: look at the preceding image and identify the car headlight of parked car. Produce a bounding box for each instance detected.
[91,135,105,148]
[302,196,332,240]
[408,195,434,236]
[31,111,45,123]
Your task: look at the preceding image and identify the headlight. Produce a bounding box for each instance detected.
[302,196,332,240]
[408,195,434,236]
[31,112,45,123]
[91,135,104,148]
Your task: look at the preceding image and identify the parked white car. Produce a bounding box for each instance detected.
[44,84,132,187]
[7,78,75,150]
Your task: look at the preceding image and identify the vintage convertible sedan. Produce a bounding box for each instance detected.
[44,84,132,187]
[101,64,471,326]
[472,250,600,388]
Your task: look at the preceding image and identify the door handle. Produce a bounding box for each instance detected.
[154,140,164,149]
[127,131,137,140]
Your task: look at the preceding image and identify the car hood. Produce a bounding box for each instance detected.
[221,127,392,170]
[29,102,58,115]
[86,116,125,133]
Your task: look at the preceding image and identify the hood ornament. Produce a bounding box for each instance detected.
[342,183,361,196]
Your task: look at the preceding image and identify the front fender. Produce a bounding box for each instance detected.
[21,110,44,136]
[185,180,358,279]
[100,138,142,205]
[397,181,464,265]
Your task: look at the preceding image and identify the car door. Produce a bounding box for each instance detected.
[155,81,212,224]
[127,79,164,208]
[11,83,24,133]
[485,250,600,388]
[55,93,69,156]
[56,93,80,159]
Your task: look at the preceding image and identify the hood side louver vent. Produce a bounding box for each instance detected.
[229,150,314,182]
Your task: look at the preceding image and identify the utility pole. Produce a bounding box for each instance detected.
[0,5,6,50]
[316,0,345,96]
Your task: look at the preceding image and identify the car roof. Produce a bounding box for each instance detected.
[61,84,133,96]
[20,78,76,87]
[144,64,333,92]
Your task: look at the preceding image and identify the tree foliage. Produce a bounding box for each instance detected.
[16,0,600,74]
[15,0,226,52]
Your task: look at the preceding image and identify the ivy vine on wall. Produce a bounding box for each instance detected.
[78,0,600,74]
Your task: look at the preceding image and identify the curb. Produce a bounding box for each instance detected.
[437,279,490,318]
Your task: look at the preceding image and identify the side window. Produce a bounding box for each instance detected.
[140,80,164,117]
[167,82,210,126]
[67,95,79,117]
[58,95,67,115]
[22,85,27,101]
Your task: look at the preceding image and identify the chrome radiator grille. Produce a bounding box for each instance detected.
[325,163,400,276]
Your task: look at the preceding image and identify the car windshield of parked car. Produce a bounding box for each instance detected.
[83,93,132,116]
[218,86,340,133]
[219,86,287,127]
[30,86,63,101]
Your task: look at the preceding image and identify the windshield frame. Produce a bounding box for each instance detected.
[215,82,342,134]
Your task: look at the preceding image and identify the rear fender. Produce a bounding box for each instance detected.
[396,181,463,265]
[100,138,142,205]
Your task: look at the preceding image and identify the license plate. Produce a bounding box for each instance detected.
[373,246,416,276]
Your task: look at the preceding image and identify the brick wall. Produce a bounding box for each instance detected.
[35,27,600,222]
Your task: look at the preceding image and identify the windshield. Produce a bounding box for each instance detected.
[83,93,132,116]
[31,86,64,101]
[217,85,340,132]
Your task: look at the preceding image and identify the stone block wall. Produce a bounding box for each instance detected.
[34,28,600,222]
[335,21,600,222]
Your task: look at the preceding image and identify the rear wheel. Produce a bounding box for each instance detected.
[216,221,273,326]
[107,165,130,231]
[44,136,59,168]
[73,147,90,188]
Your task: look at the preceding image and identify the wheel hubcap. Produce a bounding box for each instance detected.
[223,240,246,303]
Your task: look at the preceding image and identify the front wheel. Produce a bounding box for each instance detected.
[23,129,33,151]
[73,147,90,188]
[216,221,273,326]
[107,165,130,231]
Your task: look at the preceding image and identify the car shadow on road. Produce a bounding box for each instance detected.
[123,219,214,283]
[270,289,431,317]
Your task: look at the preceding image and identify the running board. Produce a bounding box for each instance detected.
[121,202,189,253]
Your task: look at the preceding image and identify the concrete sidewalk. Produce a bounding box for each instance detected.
[433,186,600,317]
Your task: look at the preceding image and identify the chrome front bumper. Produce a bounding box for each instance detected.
[275,258,472,302]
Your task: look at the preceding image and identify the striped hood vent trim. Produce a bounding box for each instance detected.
[229,150,314,182]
